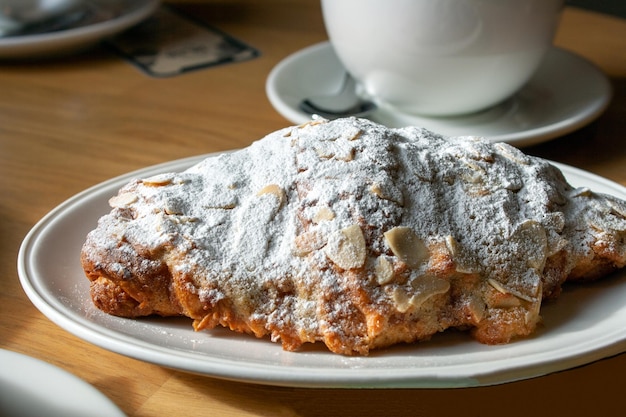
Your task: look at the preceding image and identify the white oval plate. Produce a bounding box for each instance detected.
[0,348,126,416]
[266,42,612,147]
[0,0,159,59]
[18,153,626,388]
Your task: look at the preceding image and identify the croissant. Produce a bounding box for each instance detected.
[81,118,626,355]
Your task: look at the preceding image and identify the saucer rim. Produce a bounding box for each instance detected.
[266,41,612,147]
[0,0,160,59]
[0,348,126,416]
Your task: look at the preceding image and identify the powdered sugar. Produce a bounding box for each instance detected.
[91,117,572,301]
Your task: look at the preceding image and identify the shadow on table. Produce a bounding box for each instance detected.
[568,0,626,18]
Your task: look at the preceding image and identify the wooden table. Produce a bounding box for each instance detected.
[1,1,625,415]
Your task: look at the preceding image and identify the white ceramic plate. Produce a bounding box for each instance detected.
[0,0,159,59]
[266,42,612,147]
[18,154,626,388]
[0,348,126,416]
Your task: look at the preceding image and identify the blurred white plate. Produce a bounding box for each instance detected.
[266,42,612,147]
[0,0,159,59]
[0,348,126,416]
[17,153,626,388]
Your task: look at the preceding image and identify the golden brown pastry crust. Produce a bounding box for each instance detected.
[81,118,626,355]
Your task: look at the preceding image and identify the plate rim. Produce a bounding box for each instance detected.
[17,153,626,388]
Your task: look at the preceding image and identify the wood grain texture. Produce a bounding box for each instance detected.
[1,2,625,416]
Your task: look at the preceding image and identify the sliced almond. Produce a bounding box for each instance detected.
[383,226,428,268]
[298,119,326,129]
[524,297,542,325]
[164,206,183,215]
[445,235,478,274]
[444,235,458,253]
[315,146,334,160]
[163,197,185,215]
[171,215,198,224]
[494,142,530,165]
[487,278,509,295]
[370,182,385,198]
[462,159,486,174]
[409,275,450,308]
[467,295,485,323]
[312,207,335,223]
[390,287,411,313]
[547,235,568,257]
[462,138,495,162]
[109,192,138,208]
[489,293,522,309]
[488,276,539,303]
[513,220,548,270]
[141,174,174,187]
[314,143,355,162]
[294,230,326,257]
[336,147,355,162]
[203,203,236,210]
[461,170,484,185]
[346,128,362,141]
[324,224,367,270]
[257,184,286,208]
[375,256,394,285]
[607,197,626,219]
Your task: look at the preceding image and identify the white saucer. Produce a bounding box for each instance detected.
[0,349,126,416]
[0,0,159,59]
[266,42,612,147]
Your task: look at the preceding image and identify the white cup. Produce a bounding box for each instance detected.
[321,0,564,116]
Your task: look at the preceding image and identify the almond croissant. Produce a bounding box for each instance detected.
[81,118,626,355]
